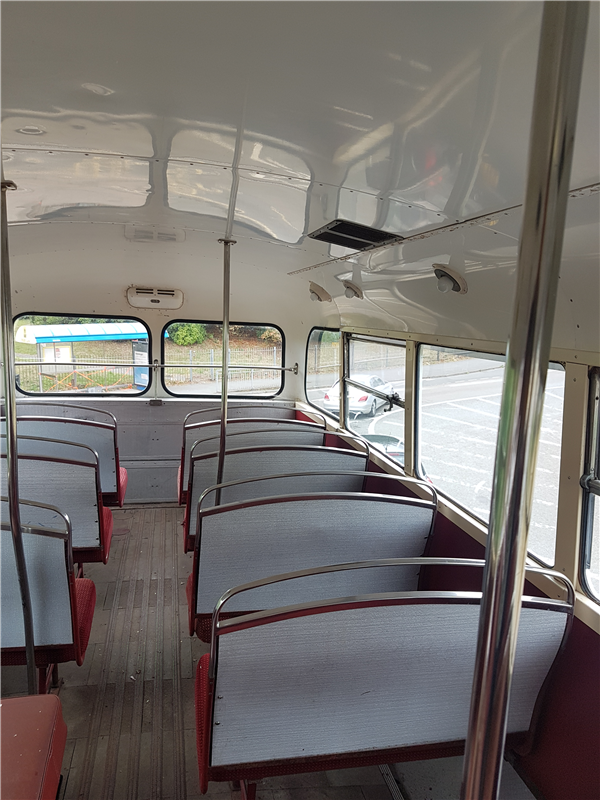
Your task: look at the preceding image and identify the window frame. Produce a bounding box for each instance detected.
[12,311,152,398]
[160,318,285,399]
[580,367,600,603]
[304,326,341,418]
[344,332,407,467]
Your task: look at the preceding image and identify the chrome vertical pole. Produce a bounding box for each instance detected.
[340,332,350,428]
[461,4,589,798]
[215,238,236,505]
[1,175,37,694]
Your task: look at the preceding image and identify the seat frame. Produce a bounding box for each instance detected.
[1,434,114,564]
[12,402,127,506]
[179,415,329,504]
[196,558,573,797]
[1,498,97,693]
[188,490,438,639]
[183,441,374,552]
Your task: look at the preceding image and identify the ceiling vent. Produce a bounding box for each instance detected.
[126,286,184,309]
[307,219,402,251]
[125,224,186,243]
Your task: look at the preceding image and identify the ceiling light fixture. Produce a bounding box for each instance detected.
[16,125,46,136]
[342,280,364,300]
[309,282,332,302]
[432,263,468,294]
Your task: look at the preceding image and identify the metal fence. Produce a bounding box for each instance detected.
[164,346,282,388]
[165,346,283,386]
[15,354,139,393]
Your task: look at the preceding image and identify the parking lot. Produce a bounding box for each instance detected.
[308,361,565,565]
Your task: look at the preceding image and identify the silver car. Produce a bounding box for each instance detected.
[322,374,395,417]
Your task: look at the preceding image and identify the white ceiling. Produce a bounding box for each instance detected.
[2,2,598,351]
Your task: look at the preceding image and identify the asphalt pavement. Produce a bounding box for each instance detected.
[307,360,565,566]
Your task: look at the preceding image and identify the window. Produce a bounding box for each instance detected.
[581,368,600,602]
[417,344,564,565]
[162,321,284,397]
[13,314,150,395]
[346,336,406,466]
[305,328,341,414]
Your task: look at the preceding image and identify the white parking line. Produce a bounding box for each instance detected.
[426,459,490,475]
[446,402,502,420]
[423,377,504,388]
[422,391,502,408]
[422,410,499,434]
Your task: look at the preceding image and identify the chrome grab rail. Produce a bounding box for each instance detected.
[183,401,311,428]
[14,400,118,427]
[197,468,437,511]
[208,557,574,679]
[2,414,113,431]
[345,377,405,410]
[188,422,333,458]
[13,360,298,372]
[0,496,74,572]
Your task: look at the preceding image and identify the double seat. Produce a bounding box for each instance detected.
[197,560,573,798]
[2,401,129,564]
[187,485,437,641]
[1,498,96,694]
[178,401,307,504]
[179,402,574,797]
[1,401,125,692]
[12,400,128,506]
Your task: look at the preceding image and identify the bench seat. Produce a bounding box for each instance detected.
[195,561,572,796]
[184,444,372,552]
[1,499,97,692]
[188,492,436,640]
[7,407,128,507]
[1,577,96,669]
[1,437,115,564]
[179,416,328,504]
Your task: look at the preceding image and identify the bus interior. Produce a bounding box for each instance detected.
[1,3,599,800]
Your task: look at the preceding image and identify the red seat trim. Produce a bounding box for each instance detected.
[178,462,184,505]
[186,574,245,641]
[73,577,96,664]
[183,489,192,552]
[101,506,114,564]
[118,465,128,507]
[1,578,96,670]
[1,694,67,800]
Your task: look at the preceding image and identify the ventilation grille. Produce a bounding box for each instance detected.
[308,219,402,251]
[135,288,176,297]
[125,224,186,243]
[126,286,184,309]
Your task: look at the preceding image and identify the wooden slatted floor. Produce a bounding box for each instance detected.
[1,505,394,800]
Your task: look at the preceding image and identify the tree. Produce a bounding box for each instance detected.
[168,322,207,346]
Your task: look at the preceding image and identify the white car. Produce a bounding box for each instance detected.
[322,374,396,417]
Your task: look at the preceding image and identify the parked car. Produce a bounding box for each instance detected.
[363,434,404,462]
[322,374,395,417]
